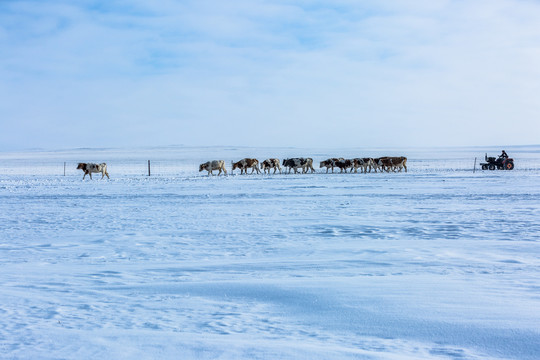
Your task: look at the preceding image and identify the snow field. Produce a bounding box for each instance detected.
[0,146,539,359]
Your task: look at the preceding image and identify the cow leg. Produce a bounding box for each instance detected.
[89,172,93,180]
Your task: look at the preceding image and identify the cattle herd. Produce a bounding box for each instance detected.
[76,157,407,179]
[199,156,407,176]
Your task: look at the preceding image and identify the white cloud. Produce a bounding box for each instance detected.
[1,0,539,150]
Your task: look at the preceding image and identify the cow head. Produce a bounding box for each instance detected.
[77,163,86,170]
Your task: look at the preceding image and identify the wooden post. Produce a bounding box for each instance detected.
[64,162,66,176]
[148,160,151,176]
[473,157,477,173]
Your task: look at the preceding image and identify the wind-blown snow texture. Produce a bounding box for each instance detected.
[1,146,539,359]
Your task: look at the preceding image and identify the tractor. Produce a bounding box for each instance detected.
[480,153,514,171]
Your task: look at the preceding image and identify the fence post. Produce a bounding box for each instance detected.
[148,160,151,176]
[64,162,66,176]
[473,157,477,173]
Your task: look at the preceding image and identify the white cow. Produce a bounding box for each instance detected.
[199,160,227,176]
[77,163,109,180]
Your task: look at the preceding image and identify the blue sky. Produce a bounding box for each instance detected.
[1,0,539,150]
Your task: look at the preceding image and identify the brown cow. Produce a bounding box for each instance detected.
[232,158,260,174]
[378,157,408,172]
[352,158,368,173]
[370,158,383,172]
[319,158,343,173]
[333,159,353,173]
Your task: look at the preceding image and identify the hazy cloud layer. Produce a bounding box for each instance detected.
[1,0,539,150]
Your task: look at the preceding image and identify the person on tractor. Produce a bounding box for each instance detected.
[495,150,509,168]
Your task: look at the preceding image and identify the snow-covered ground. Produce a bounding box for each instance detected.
[1,146,539,359]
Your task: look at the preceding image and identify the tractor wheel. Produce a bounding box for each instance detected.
[488,164,496,170]
[505,162,514,170]
[481,164,488,170]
